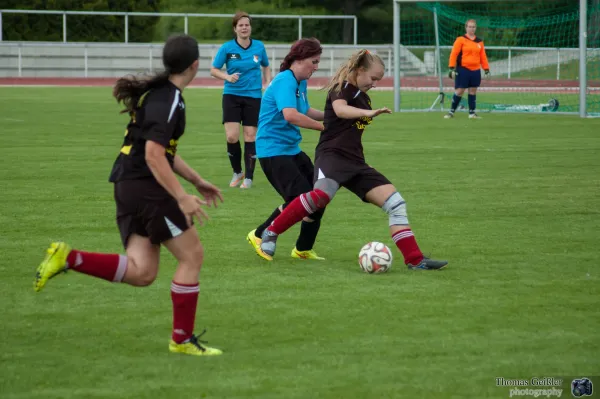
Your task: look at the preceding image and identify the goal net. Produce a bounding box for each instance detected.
[392,0,600,117]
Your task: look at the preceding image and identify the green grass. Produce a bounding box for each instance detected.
[1,87,599,399]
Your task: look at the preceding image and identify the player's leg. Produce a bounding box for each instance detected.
[292,152,335,259]
[34,181,161,292]
[365,183,447,270]
[240,97,260,189]
[261,153,337,259]
[163,227,222,356]
[468,84,481,119]
[247,156,292,260]
[445,68,467,118]
[33,240,138,292]
[223,95,244,187]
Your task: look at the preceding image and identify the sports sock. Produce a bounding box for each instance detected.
[244,141,256,180]
[468,94,476,114]
[450,94,461,113]
[171,281,200,344]
[227,141,242,174]
[67,250,127,282]
[391,229,423,265]
[295,219,321,251]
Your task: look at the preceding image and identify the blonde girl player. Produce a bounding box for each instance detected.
[445,19,490,119]
[258,50,448,270]
[211,11,271,188]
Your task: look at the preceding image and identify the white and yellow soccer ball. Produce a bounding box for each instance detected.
[358,242,393,274]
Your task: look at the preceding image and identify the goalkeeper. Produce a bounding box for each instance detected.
[445,19,490,119]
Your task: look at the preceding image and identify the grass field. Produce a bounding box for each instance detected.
[1,87,599,399]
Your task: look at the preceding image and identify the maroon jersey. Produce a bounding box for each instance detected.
[316,81,373,162]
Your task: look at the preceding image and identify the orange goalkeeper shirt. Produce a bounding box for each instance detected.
[448,35,490,71]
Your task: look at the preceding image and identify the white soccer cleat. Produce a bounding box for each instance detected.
[444,112,454,119]
[468,113,482,119]
[229,172,245,187]
[240,178,252,189]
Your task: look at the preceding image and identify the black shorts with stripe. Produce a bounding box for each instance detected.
[114,178,189,247]
[314,151,391,202]
[258,151,314,202]
[222,94,261,126]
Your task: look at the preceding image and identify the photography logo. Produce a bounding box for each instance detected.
[571,378,593,397]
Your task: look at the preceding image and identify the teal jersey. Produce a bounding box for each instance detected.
[212,39,269,99]
[256,70,310,158]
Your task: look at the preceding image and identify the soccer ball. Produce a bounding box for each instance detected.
[358,242,393,274]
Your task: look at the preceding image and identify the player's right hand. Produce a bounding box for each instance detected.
[448,68,457,79]
[177,194,210,226]
[227,73,241,83]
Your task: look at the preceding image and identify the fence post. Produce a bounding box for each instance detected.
[556,48,560,80]
[353,16,358,45]
[330,49,334,76]
[298,16,302,40]
[184,15,188,34]
[18,44,22,77]
[83,44,88,78]
[387,48,392,77]
[271,48,276,77]
[125,14,129,43]
[0,12,3,41]
[508,48,511,79]
[63,13,67,43]
[149,46,153,72]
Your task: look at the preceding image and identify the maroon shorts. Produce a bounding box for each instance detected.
[314,151,391,202]
[114,178,189,247]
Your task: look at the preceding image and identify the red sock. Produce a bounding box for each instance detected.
[171,281,199,344]
[269,189,329,234]
[67,250,128,282]
[392,229,424,265]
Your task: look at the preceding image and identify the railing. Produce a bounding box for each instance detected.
[0,42,395,78]
[0,42,593,80]
[0,9,359,45]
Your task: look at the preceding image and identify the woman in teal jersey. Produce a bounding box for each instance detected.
[211,11,272,189]
[245,38,326,262]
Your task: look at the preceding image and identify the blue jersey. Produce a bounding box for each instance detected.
[256,70,310,158]
[212,39,269,99]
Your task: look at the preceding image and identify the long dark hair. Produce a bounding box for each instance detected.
[280,37,322,72]
[113,34,199,113]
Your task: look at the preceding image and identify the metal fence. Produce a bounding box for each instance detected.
[0,9,358,45]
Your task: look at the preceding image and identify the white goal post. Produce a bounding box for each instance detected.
[392,0,590,118]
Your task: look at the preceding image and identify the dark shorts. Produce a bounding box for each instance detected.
[114,178,189,247]
[314,151,391,202]
[259,152,314,203]
[455,66,481,89]
[222,94,261,126]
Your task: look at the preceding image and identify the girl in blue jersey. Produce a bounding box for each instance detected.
[246,38,326,261]
[211,11,271,189]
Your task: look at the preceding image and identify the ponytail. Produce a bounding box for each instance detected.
[324,49,384,93]
[112,71,170,114]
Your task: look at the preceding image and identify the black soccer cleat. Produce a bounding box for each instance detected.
[407,256,448,270]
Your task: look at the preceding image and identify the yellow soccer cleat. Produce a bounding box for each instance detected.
[291,247,325,260]
[34,242,71,292]
[246,229,272,261]
[169,333,223,356]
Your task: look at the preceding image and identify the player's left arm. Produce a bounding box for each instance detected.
[307,108,324,121]
[260,46,272,85]
[480,41,491,76]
